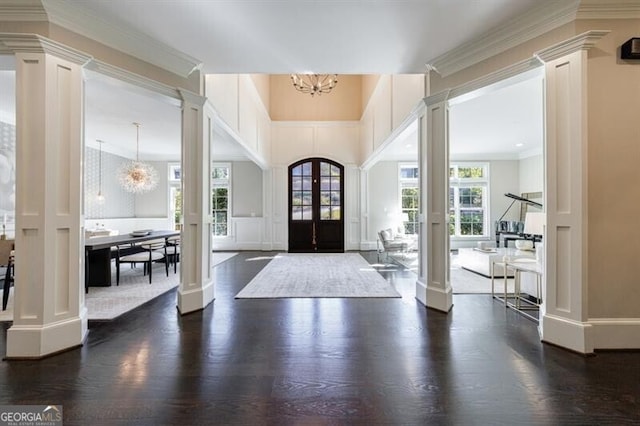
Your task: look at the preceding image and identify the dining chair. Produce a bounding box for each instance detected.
[115,239,168,285]
[165,235,180,273]
[2,250,14,311]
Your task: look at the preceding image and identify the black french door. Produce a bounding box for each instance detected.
[288,158,344,253]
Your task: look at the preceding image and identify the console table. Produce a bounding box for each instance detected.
[491,257,542,322]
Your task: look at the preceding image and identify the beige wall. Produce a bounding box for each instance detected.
[362,74,381,111]
[250,74,270,113]
[579,19,640,319]
[269,74,362,121]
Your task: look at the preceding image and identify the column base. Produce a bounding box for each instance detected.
[415,279,428,305]
[177,280,215,315]
[415,279,454,312]
[6,308,88,359]
[541,313,594,354]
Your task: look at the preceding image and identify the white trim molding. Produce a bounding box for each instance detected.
[0,1,48,22]
[0,33,92,65]
[535,30,611,63]
[429,0,580,77]
[589,318,640,349]
[577,0,640,19]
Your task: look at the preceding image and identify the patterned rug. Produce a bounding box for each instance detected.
[0,251,237,322]
[235,253,401,299]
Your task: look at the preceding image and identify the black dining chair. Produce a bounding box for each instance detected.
[115,239,168,285]
[2,250,14,311]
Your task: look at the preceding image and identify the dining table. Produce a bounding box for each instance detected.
[84,229,180,293]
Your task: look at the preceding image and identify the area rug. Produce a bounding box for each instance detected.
[235,253,401,299]
[0,252,238,322]
[390,252,515,294]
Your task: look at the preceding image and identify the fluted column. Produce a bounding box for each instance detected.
[177,90,215,314]
[2,35,90,358]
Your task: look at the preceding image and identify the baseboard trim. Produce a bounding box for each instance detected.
[426,283,453,313]
[589,318,640,349]
[415,279,427,305]
[177,280,215,315]
[541,313,594,354]
[6,313,88,358]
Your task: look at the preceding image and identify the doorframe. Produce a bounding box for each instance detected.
[287,157,345,253]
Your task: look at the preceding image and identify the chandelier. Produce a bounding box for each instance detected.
[290,74,338,96]
[117,122,158,194]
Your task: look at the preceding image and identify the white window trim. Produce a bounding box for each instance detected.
[449,162,490,240]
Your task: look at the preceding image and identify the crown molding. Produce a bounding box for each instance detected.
[535,30,611,62]
[0,0,47,21]
[39,0,202,78]
[0,33,92,65]
[429,0,580,78]
[577,0,640,19]
[448,58,543,103]
[84,61,181,106]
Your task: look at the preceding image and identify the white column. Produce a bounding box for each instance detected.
[3,36,90,358]
[177,90,215,314]
[416,92,452,312]
[536,31,609,354]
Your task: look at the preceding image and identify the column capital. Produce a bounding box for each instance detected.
[0,33,92,65]
[178,88,206,107]
[535,30,611,63]
[422,90,450,108]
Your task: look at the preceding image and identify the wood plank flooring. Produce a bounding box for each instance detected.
[1,251,639,425]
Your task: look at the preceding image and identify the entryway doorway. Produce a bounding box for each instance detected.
[288,158,344,253]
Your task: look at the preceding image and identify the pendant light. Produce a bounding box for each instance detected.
[117,122,158,193]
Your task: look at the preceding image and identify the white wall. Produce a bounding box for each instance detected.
[135,160,170,218]
[367,161,401,243]
[519,154,543,194]
[232,161,263,217]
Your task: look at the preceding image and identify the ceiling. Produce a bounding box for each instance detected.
[50,0,560,74]
[1,1,551,162]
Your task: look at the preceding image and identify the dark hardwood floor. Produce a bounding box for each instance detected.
[1,251,639,425]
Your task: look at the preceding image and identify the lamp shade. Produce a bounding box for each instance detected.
[524,212,545,235]
[402,213,410,222]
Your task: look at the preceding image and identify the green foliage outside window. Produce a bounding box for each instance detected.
[212,186,228,236]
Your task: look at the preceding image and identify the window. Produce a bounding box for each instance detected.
[399,164,419,235]
[212,163,230,236]
[319,161,341,221]
[449,163,489,238]
[291,161,313,221]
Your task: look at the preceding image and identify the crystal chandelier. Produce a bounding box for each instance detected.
[117,122,158,194]
[290,74,338,96]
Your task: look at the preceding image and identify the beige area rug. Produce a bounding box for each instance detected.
[235,253,401,299]
[390,252,515,294]
[0,252,237,322]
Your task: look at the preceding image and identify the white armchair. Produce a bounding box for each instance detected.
[377,228,411,260]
